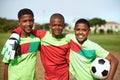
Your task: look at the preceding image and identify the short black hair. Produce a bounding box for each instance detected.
[18,8,34,19]
[75,18,90,28]
[50,13,65,22]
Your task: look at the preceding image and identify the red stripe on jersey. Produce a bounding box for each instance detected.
[32,30,46,39]
[20,43,30,54]
[70,39,81,53]
[12,27,22,35]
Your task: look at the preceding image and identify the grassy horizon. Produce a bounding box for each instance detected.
[0,32,120,52]
[0,32,120,80]
[89,33,120,52]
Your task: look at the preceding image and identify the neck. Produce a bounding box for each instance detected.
[20,30,30,38]
[52,34,64,39]
[77,38,87,45]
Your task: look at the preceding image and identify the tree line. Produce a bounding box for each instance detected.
[0,17,106,32]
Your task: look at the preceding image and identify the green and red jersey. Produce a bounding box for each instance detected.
[3,34,40,80]
[13,27,70,80]
[67,34,109,80]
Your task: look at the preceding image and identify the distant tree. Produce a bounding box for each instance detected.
[0,17,18,32]
[65,23,69,26]
[3,22,18,32]
[0,18,7,25]
[40,23,49,30]
[89,18,106,34]
[38,22,69,30]
[0,17,70,32]
[89,18,106,27]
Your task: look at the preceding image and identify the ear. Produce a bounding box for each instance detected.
[74,27,76,31]
[62,25,65,29]
[88,29,91,34]
[48,23,51,29]
[17,20,20,26]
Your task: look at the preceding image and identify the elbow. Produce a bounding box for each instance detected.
[116,58,119,66]
[113,58,119,67]
[108,53,119,66]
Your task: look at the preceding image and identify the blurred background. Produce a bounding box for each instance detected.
[0,0,120,80]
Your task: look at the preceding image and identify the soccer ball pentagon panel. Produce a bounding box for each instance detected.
[90,57,110,79]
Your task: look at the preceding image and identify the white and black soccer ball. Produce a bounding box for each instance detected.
[90,57,110,79]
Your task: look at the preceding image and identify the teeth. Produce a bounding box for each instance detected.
[55,31,59,32]
[79,35,83,38]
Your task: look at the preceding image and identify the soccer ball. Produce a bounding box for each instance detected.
[90,57,110,79]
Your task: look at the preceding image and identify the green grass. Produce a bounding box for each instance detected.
[0,33,10,51]
[88,33,120,52]
[0,32,120,80]
[0,33,10,80]
[0,32,120,53]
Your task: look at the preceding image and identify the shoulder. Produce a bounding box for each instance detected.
[32,30,47,39]
[83,39,102,49]
[66,34,75,38]
[66,34,77,42]
[85,39,99,45]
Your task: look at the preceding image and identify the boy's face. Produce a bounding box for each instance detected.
[74,23,90,44]
[49,18,65,38]
[18,14,34,34]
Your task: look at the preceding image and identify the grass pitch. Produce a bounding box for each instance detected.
[0,32,120,80]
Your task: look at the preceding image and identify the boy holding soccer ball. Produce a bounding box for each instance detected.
[68,18,119,80]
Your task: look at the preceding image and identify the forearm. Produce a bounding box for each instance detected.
[4,63,9,80]
[106,54,119,80]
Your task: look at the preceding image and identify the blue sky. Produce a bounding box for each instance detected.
[0,0,120,25]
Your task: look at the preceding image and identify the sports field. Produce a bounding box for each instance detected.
[0,32,120,80]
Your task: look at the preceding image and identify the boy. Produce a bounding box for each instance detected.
[13,13,70,80]
[68,18,119,80]
[2,8,40,80]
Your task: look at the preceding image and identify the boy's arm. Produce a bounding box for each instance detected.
[1,33,19,60]
[12,27,46,39]
[4,63,9,80]
[106,53,119,80]
[12,27,22,35]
